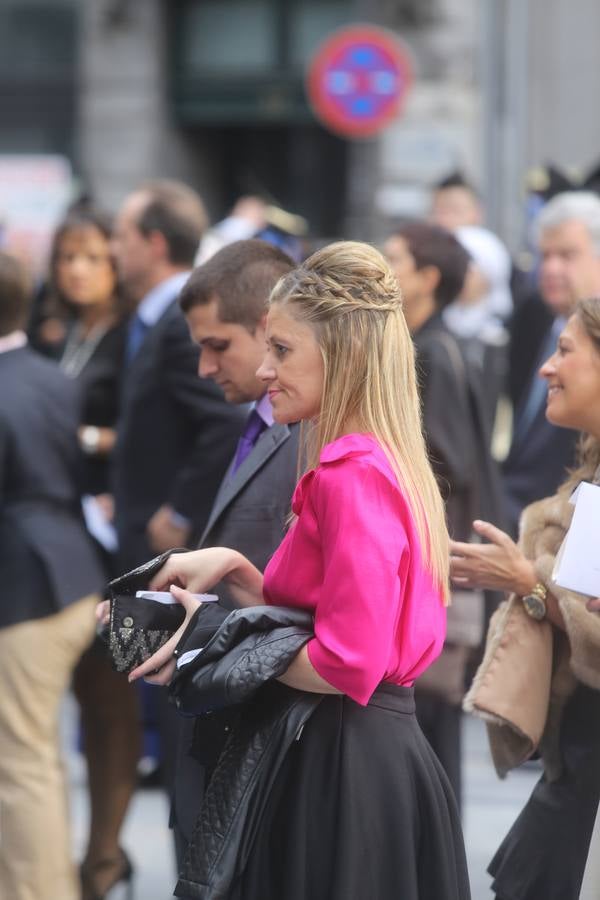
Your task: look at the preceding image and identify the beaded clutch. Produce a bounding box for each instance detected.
[106,549,188,674]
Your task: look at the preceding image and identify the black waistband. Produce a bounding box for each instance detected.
[367,683,415,714]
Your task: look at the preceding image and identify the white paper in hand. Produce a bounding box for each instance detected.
[135,591,219,605]
[552,481,600,597]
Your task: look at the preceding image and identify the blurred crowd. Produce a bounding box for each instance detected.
[2,167,600,900]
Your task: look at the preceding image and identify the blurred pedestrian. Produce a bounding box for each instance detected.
[51,207,126,501]
[503,191,600,535]
[430,170,531,312]
[110,178,245,571]
[430,171,484,232]
[131,242,471,900]
[109,178,245,846]
[46,207,141,900]
[197,195,307,265]
[196,195,268,263]
[0,252,104,900]
[452,297,600,899]
[444,224,512,338]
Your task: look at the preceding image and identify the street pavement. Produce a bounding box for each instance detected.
[64,698,538,899]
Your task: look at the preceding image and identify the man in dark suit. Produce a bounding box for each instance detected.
[172,238,299,867]
[110,180,246,830]
[0,253,105,900]
[110,179,245,572]
[385,221,503,810]
[503,191,600,536]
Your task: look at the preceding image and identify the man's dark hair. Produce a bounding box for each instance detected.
[180,239,294,330]
[0,252,30,336]
[434,170,480,199]
[390,220,471,309]
[136,179,208,267]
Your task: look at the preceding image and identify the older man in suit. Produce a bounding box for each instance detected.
[503,191,600,536]
[111,179,245,571]
[168,238,299,868]
[0,253,105,900]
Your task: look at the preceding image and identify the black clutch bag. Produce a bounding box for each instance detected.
[106,548,188,674]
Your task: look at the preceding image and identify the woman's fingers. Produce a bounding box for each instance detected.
[127,586,201,684]
[148,558,178,591]
[472,519,513,549]
[449,539,473,557]
[127,629,180,682]
[96,599,110,625]
[586,597,600,612]
[128,631,180,683]
[169,584,202,614]
[142,658,177,686]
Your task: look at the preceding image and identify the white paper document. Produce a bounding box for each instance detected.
[135,591,219,605]
[552,481,600,597]
[81,494,118,552]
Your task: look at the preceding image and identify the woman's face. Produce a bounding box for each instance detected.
[540,314,600,437]
[256,304,324,424]
[54,225,116,309]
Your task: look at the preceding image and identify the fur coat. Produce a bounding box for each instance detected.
[464,485,600,781]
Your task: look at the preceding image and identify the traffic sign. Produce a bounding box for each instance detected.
[306,24,413,139]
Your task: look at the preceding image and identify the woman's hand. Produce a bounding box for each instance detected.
[96,599,110,626]
[148,547,264,608]
[587,597,600,613]
[148,547,238,593]
[450,520,538,596]
[128,585,202,686]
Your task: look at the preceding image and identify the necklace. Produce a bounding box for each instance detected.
[60,320,110,379]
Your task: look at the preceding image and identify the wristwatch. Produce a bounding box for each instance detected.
[521,582,548,620]
[80,425,101,455]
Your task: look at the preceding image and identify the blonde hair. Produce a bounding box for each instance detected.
[560,297,600,493]
[270,240,450,603]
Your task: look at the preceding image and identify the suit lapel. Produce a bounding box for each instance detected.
[199,423,291,545]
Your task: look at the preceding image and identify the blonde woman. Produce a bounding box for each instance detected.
[129,242,471,899]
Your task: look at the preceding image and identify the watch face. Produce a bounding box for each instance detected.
[523,594,546,620]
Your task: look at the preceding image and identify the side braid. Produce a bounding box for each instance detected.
[273,247,403,315]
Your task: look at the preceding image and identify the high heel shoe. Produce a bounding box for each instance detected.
[80,848,134,900]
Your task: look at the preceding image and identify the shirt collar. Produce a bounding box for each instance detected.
[0,330,27,354]
[137,272,191,327]
[253,392,275,427]
[319,432,377,464]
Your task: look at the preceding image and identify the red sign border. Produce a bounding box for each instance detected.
[306,24,414,139]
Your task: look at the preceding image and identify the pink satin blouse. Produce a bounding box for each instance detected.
[263,433,447,705]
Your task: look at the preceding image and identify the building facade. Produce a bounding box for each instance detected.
[2,0,600,247]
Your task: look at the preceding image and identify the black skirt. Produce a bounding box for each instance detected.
[232,684,471,900]
[490,683,600,900]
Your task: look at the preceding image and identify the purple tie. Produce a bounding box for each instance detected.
[231,409,267,473]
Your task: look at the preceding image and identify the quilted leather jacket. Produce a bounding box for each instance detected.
[168,604,321,900]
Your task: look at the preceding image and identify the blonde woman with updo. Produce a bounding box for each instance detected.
[127,242,471,899]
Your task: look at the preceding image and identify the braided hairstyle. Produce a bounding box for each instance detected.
[270,241,450,603]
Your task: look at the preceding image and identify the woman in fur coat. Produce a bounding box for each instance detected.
[450,296,600,900]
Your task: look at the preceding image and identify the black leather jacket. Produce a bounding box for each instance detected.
[169,604,320,900]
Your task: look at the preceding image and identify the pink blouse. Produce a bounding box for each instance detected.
[263,433,447,705]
